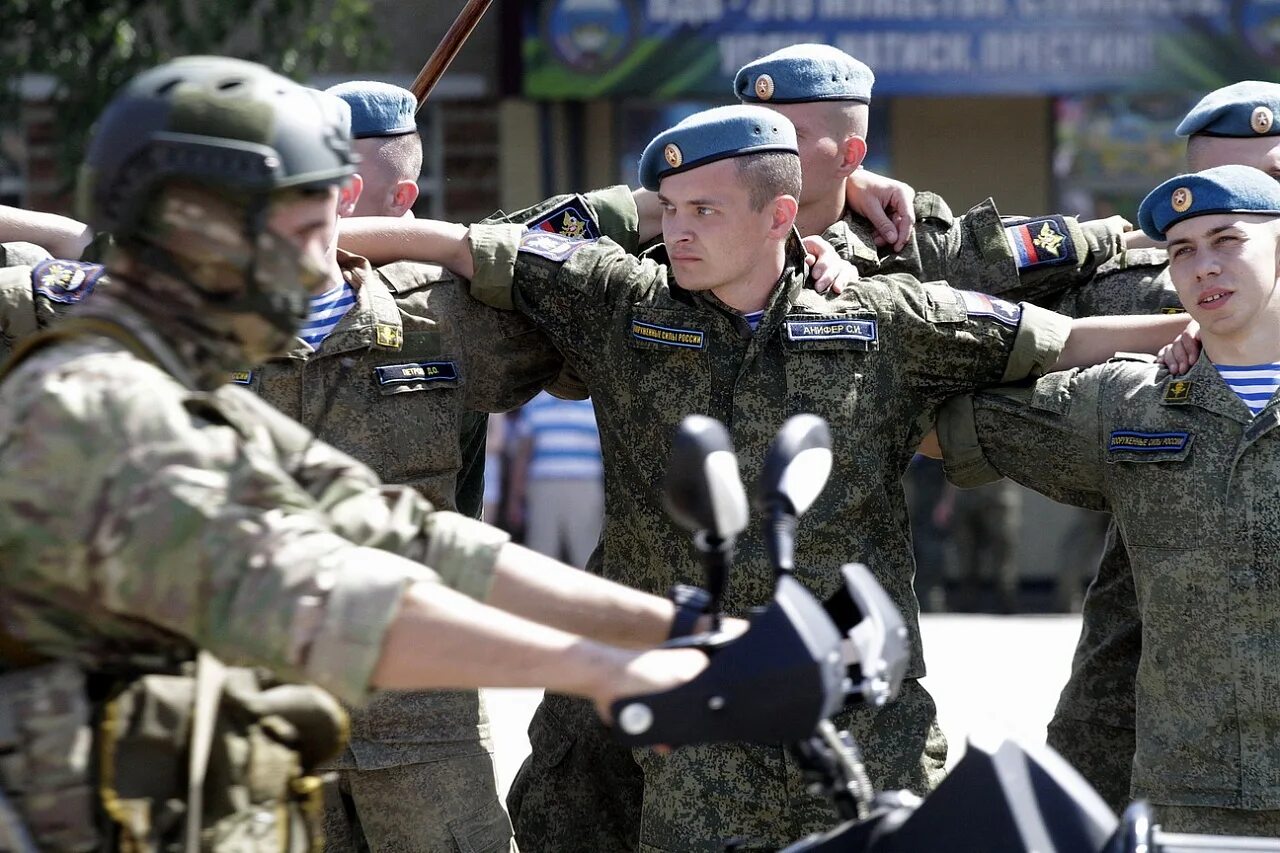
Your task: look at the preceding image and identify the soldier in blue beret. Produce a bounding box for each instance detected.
[1181,81,1280,176]
[326,81,423,218]
[932,164,1280,837]
[340,99,1195,850]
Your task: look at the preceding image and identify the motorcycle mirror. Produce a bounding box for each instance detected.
[834,563,909,707]
[756,414,833,519]
[663,415,749,542]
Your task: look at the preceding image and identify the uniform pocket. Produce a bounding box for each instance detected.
[447,797,515,853]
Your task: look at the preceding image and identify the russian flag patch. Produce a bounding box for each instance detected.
[1005,216,1076,271]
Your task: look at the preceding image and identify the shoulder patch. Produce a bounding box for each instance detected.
[230,369,254,385]
[1004,216,1077,271]
[375,324,403,350]
[32,259,104,305]
[1108,430,1190,454]
[528,198,601,241]
[519,230,593,263]
[1162,379,1193,404]
[958,290,1021,326]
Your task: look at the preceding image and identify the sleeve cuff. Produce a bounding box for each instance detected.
[305,547,435,705]
[422,511,510,602]
[937,395,1004,488]
[467,223,525,310]
[1004,303,1072,382]
[1078,217,1125,268]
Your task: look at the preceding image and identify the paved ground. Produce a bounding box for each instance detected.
[483,613,1084,798]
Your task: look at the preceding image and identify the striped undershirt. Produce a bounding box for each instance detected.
[742,309,765,331]
[1216,362,1280,415]
[299,280,356,349]
[518,391,603,481]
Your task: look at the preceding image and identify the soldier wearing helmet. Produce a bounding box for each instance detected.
[0,55,710,853]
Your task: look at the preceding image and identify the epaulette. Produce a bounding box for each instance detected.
[376,260,457,296]
[913,191,955,228]
[1096,247,1168,276]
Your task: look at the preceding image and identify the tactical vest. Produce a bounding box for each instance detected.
[0,320,350,853]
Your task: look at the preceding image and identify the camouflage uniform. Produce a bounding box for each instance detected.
[466,214,1072,851]
[0,247,571,851]
[938,351,1280,836]
[496,187,1121,853]
[1040,250,1180,812]
[0,281,512,848]
[244,250,568,852]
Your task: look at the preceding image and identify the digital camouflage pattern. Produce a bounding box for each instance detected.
[496,185,1115,852]
[938,353,1280,833]
[1046,248,1181,318]
[1039,247,1177,810]
[243,251,569,852]
[467,217,1071,850]
[822,192,1126,305]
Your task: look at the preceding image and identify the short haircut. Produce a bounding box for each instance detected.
[1185,134,1213,171]
[735,151,802,210]
[829,102,869,141]
[357,131,424,184]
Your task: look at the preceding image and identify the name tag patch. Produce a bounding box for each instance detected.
[374,361,459,385]
[786,318,877,342]
[958,290,1022,326]
[529,199,601,240]
[520,231,592,262]
[230,370,254,385]
[1108,430,1189,453]
[1005,216,1077,271]
[631,319,705,349]
[33,259,104,305]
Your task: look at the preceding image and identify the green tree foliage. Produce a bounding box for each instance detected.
[2,0,379,188]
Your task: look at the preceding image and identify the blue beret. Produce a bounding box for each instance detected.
[1175,81,1280,138]
[734,44,874,105]
[325,80,417,138]
[1138,165,1280,241]
[638,105,798,192]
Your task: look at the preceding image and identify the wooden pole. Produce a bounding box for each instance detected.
[410,0,495,110]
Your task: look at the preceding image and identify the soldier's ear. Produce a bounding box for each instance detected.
[770,194,799,239]
[389,179,420,218]
[339,174,364,217]
[837,135,867,177]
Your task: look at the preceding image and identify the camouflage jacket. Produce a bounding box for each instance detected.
[0,251,572,765]
[0,292,508,707]
[467,222,1071,678]
[938,352,1280,808]
[819,193,1126,306]
[1046,247,1181,319]
[241,251,567,767]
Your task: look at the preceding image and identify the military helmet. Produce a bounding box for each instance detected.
[79,55,356,237]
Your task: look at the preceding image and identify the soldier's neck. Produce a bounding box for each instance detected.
[1203,327,1280,368]
[794,188,845,242]
[711,246,787,314]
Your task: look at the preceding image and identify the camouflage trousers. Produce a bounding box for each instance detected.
[1046,717,1136,815]
[635,678,945,852]
[1154,805,1280,836]
[506,694,642,853]
[324,756,515,853]
[1046,518,1140,814]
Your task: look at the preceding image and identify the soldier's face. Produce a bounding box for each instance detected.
[1166,213,1280,343]
[1187,135,1280,177]
[657,159,784,293]
[766,102,855,205]
[267,186,340,295]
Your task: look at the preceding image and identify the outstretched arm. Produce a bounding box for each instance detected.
[372,576,707,721]
[1053,313,1192,372]
[338,216,473,277]
[0,205,93,259]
